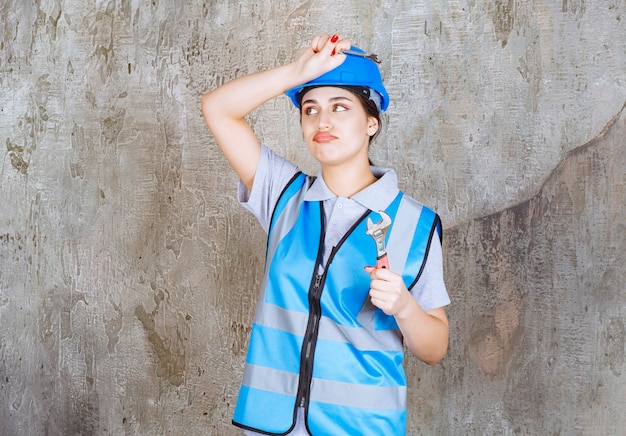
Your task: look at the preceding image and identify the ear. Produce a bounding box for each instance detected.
[367,116,379,137]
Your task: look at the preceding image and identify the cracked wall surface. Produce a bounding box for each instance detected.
[1,1,625,434]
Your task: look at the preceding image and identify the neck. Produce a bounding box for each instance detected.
[321,162,377,198]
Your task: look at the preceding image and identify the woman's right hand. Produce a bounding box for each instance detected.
[292,33,352,86]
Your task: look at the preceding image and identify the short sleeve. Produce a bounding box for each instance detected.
[409,234,450,311]
[238,146,299,233]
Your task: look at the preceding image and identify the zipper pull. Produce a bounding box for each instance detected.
[313,274,323,290]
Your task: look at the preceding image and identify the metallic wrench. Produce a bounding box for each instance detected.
[366,211,392,269]
[342,49,382,64]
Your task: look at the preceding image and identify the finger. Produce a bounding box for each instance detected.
[365,267,395,284]
[369,289,386,300]
[335,38,352,53]
[369,292,383,306]
[365,266,387,282]
[311,34,325,53]
[319,33,340,56]
[310,35,319,52]
[370,267,398,281]
[370,295,392,314]
[314,34,332,53]
[371,280,396,294]
[365,266,384,281]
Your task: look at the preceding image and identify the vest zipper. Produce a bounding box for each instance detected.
[295,207,371,413]
[298,271,325,408]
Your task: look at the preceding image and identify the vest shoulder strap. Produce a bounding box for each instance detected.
[386,193,442,290]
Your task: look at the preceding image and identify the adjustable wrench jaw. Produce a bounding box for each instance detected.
[366,211,392,269]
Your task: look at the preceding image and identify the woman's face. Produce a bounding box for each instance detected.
[300,87,379,168]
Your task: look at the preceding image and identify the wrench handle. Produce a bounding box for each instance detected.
[376,254,389,269]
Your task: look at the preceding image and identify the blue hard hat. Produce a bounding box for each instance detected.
[285,46,389,112]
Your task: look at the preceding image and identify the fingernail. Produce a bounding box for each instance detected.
[331,48,336,55]
[330,34,339,43]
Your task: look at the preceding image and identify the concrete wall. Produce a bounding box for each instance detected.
[1,1,624,434]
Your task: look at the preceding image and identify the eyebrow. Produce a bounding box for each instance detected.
[301,96,354,106]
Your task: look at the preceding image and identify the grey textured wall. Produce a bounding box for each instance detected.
[1,1,625,435]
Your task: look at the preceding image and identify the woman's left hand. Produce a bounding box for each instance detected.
[365,265,449,364]
[364,266,412,318]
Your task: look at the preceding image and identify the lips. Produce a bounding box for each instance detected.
[313,132,337,143]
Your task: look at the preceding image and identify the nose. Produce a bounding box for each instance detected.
[317,110,332,131]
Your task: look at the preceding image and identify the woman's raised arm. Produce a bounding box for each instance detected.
[201,34,350,190]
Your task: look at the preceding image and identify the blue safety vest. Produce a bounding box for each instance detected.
[233,172,441,435]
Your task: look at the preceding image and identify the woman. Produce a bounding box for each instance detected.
[202,34,450,436]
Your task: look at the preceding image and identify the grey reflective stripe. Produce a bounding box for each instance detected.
[311,378,406,410]
[318,315,403,351]
[243,364,405,411]
[387,196,423,274]
[264,176,311,292]
[255,303,403,351]
[267,186,307,270]
[254,303,308,333]
[242,364,299,397]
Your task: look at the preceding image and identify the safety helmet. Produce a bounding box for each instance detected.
[285,46,389,112]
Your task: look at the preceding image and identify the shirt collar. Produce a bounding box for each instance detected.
[303,166,400,211]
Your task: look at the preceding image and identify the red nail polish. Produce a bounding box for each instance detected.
[331,48,336,55]
[330,34,339,43]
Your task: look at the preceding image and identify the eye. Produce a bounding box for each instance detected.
[304,106,318,115]
[334,104,348,112]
